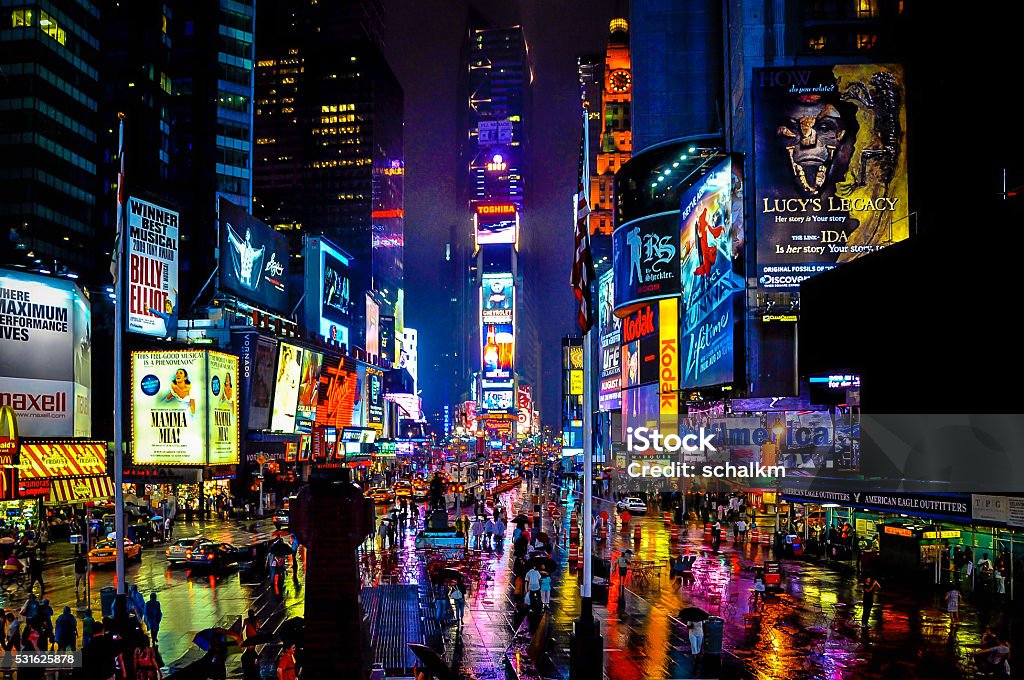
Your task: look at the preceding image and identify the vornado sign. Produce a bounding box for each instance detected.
[0,268,91,437]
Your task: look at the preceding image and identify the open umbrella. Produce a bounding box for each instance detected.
[511,514,529,526]
[525,555,558,573]
[193,627,242,652]
[268,538,294,557]
[677,607,709,622]
[407,643,457,680]
[277,616,304,646]
[534,531,549,543]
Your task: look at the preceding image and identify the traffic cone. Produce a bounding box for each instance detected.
[600,525,608,541]
[633,525,641,542]
[670,525,679,542]
[751,528,760,545]
[664,512,671,526]
[704,523,712,542]
[569,543,579,566]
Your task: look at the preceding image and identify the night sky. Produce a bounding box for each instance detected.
[382,0,619,425]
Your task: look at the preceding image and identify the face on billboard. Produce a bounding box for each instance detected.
[366,365,384,431]
[295,350,323,433]
[131,350,208,465]
[127,198,179,338]
[620,304,658,389]
[679,158,742,389]
[0,269,91,437]
[753,65,909,290]
[481,274,514,323]
[597,270,622,411]
[207,352,239,465]
[219,198,289,313]
[321,251,351,342]
[482,323,514,382]
[270,343,303,433]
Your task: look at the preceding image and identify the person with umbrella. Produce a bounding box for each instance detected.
[448,579,465,625]
[524,564,542,613]
[678,607,708,656]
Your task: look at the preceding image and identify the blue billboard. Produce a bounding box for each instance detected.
[303,236,353,348]
[219,199,290,314]
[678,157,743,389]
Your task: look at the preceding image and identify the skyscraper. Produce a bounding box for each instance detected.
[253,0,404,350]
[0,2,102,280]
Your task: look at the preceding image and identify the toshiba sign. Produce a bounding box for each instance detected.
[0,269,91,436]
[476,204,516,216]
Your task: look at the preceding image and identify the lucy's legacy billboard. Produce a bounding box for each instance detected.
[752,64,909,291]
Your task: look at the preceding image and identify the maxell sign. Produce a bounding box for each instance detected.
[0,269,91,436]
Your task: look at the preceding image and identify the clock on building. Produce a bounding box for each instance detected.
[608,69,631,93]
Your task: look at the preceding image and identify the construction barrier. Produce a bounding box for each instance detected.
[704,523,713,542]
[664,512,672,526]
[633,525,641,542]
[569,525,580,541]
[750,528,760,544]
[577,549,584,568]
[670,525,679,542]
[760,530,771,546]
[569,543,579,565]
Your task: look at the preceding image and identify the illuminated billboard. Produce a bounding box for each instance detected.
[295,349,323,434]
[230,332,276,431]
[612,213,680,315]
[270,343,303,433]
[218,199,290,313]
[474,204,518,246]
[482,323,515,383]
[752,64,909,291]
[0,269,91,437]
[482,390,514,411]
[480,274,514,323]
[379,315,396,364]
[130,350,239,465]
[365,294,380,357]
[597,270,621,411]
[315,355,358,442]
[517,385,534,435]
[679,157,743,388]
[127,197,179,338]
[366,365,385,433]
[303,236,352,348]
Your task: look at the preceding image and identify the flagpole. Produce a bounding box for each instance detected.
[112,113,128,615]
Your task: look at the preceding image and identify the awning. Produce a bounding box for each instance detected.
[47,476,115,505]
[19,441,107,479]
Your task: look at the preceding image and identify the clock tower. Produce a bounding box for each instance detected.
[590,18,631,271]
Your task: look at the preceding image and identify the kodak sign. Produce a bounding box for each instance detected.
[658,299,678,418]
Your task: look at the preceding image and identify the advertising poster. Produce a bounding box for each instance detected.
[679,157,743,388]
[612,213,680,315]
[481,274,514,323]
[658,298,679,429]
[206,351,239,465]
[131,350,207,465]
[126,197,179,338]
[379,315,396,364]
[218,198,290,313]
[475,204,518,246]
[230,332,276,432]
[270,342,303,433]
[752,64,909,290]
[295,350,323,434]
[483,390,514,411]
[315,355,358,434]
[620,303,659,389]
[517,385,533,434]
[0,269,91,437]
[303,236,351,348]
[597,270,622,411]
[621,384,659,443]
[398,328,418,390]
[482,322,514,383]
[365,294,380,358]
[783,410,834,471]
[366,365,385,433]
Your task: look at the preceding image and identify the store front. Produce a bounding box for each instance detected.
[17,440,113,539]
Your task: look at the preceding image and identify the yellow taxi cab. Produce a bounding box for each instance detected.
[372,487,395,504]
[393,481,413,499]
[89,538,143,566]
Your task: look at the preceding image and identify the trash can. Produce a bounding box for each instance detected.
[593,557,611,580]
[100,586,117,618]
[703,616,724,655]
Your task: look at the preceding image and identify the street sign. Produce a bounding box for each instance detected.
[256,455,268,467]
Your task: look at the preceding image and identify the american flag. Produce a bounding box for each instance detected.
[570,112,596,334]
[110,115,125,285]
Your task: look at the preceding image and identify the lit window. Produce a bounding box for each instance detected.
[39,11,67,45]
[11,8,33,27]
[855,0,878,17]
[808,35,826,51]
[856,33,877,49]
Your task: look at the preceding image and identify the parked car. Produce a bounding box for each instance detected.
[185,541,240,570]
[615,497,648,514]
[166,537,203,564]
[90,538,142,566]
[372,487,395,504]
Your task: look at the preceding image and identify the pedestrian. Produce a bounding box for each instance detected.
[524,565,542,611]
[290,532,300,572]
[483,516,495,550]
[271,553,287,595]
[37,598,53,650]
[134,639,162,680]
[540,570,552,609]
[686,619,704,655]
[277,642,299,680]
[752,567,766,608]
[378,518,389,550]
[19,592,39,623]
[241,646,260,680]
[54,605,77,652]
[129,584,146,622]
[165,516,173,540]
[81,608,94,648]
[202,631,228,680]
[973,633,1010,678]
[3,613,19,651]
[74,548,89,599]
[27,550,44,594]
[434,585,450,624]
[19,625,45,680]
[945,586,961,624]
[616,550,632,593]
[145,593,162,644]
[449,580,465,625]
[736,518,747,544]
[494,517,506,550]
[861,575,881,628]
[243,609,260,641]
